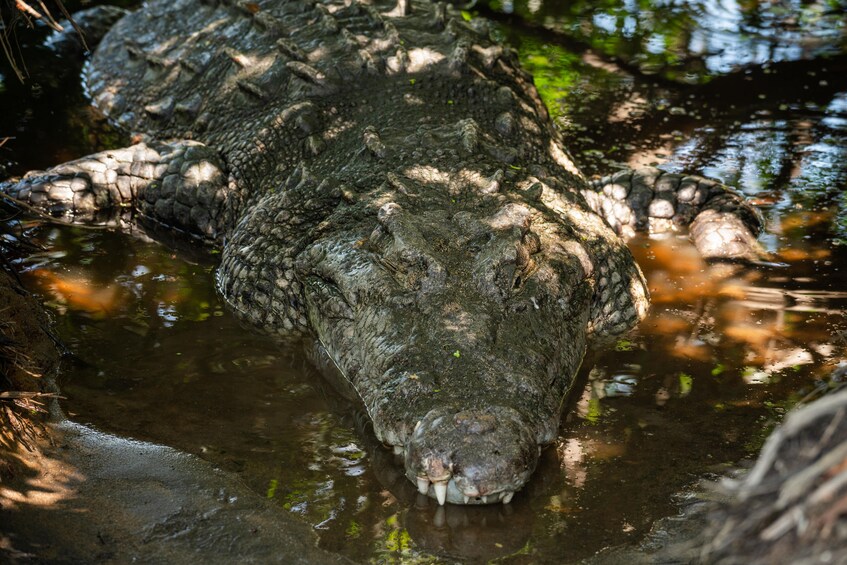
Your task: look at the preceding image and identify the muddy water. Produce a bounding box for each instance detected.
[2,1,847,563]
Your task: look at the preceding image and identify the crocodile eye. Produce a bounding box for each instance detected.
[368,210,446,295]
[382,247,441,291]
[494,251,522,293]
[474,230,540,302]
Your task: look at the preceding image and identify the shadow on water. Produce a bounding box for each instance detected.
[1,0,847,563]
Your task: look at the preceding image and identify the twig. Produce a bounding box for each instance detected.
[54,0,85,52]
[739,389,847,500]
[0,391,61,400]
[13,0,42,19]
[14,0,63,32]
[35,0,64,32]
[0,13,26,82]
[777,438,847,509]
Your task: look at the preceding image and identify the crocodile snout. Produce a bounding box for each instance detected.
[404,405,539,505]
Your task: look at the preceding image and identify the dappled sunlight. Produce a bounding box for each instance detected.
[456,168,498,194]
[492,0,846,82]
[580,52,624,75]
[625,234,845,377]
[30,268,124,316]
[557,437,587,489]
[183,159,225,184]
[225,49,258,70]
[398,162,506,198]
[548,139,580,176]
[440,302,478,339]
[1,0,845,561]
[402,164,450,186]
[196,16,231,38]
[607,93,648,124]
[626,140,679,170]
[0,447,82,510]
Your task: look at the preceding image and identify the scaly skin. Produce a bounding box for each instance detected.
[1,0,764,504]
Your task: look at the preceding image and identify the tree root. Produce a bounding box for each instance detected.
[700,367,847,564]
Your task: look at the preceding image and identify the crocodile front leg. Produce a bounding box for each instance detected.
[0,140,233,240]
[585,167,767,262]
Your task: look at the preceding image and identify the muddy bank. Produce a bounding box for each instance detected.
[0,420,353,564]
[0,271,351,564]
[0,268,59,479]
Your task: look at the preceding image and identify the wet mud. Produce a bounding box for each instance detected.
[1,419,353,564]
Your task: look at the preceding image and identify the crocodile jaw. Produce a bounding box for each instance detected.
[404,405,541,505]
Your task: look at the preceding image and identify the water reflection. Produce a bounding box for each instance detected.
[9,203,844,563]
[485,0,847,82]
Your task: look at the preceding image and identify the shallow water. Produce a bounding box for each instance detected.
[2,1,847,563]
[482,0,847,83]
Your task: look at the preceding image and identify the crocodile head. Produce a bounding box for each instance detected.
[296,194,633,504]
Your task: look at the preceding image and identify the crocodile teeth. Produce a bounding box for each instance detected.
[482,495,490,504]
[498,492,505,501]
[393,445,404,455]
[463,495,470,504]
[503,491,514,504]
[417,476,430,495]
[434,481,448,505]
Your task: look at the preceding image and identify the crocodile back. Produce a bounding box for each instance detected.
[87,0,585,220]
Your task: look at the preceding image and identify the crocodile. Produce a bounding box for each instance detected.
[1,0,764,505]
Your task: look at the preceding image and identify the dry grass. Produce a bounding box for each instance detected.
[0,209,60,477]
[0,306,57,476]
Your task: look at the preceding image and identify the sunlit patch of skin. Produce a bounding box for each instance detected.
[401,165,450,186]
[183,161,224,185]
[406,48,446,73]
[548,139,581,177]
[225,49,258,69]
